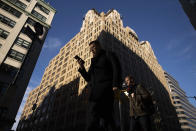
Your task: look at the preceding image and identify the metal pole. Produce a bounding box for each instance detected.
[119,100,123,131]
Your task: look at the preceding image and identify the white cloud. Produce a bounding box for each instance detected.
[29,78,40,86]
[166,31,196,62]
[177,44,193,57]
[43,37,62,49]
[12,86,34,130]
[166,30,196,51]
[181,45,192,54]
[166,39,180,51]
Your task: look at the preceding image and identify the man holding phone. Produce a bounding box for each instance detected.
[76,40,121,131]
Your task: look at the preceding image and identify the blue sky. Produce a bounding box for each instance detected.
[12,0,196,129]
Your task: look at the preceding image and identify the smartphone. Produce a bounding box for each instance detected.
[74,55,85,64]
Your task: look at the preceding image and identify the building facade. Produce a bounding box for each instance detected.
[17,9,181,131]
[164,72,196,131]
[0,0,56,130]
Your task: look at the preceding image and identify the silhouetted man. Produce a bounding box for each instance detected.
[76,40,120,131]
[124,76,154,131]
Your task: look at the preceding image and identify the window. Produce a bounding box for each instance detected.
[54,80,58,85]
[58,62,62,66]
[63,63,67,67]
[0,43,2,48]
[60,76,64,82]
[54,61,58,65]
[62,69,66,74]
[26,18,36,26]
[181,122,188,126]
[15,37,31,49]
[47,76,50,80]
[9,0,27,9]
[176,111,184,114]
[8,49,25,62]
[0,1,22,18]
[65,51,70,56]
[55,74,59,79]
[36,3,50,14]
[0,28,9,39]
[64,57,68,62]
[0,14,16,28]
[60,56,64,61]
[32,10,46,22]
[57,67,61,72]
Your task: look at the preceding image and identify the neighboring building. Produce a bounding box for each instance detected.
[179,0,196,30]
[164,72,196,131]
[0,0,56,130]
[17,9,181,131]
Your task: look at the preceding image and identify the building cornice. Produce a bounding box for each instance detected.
[37,0,57,13]
[2,0,51,28]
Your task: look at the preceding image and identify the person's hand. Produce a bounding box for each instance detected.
[113,87,118,91]
[124,91,129,97]
[113,87,120,100]
[77,59,85,69]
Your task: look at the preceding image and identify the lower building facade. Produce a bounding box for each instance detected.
[165,72,196,131]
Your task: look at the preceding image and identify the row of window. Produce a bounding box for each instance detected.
[8,0,27,10]
[0,28,9,39]
[32,10,46,22]
[180,122,189,126]
[178,117,186,120]
[176,111,185,114]
[36,3,50,15]
[42,30,101,86]
[15,37,31,49]
[8,49,25,62]
[170,83,184,94]
[174,100,196,116]
[43,44,89,85]
[26,18,36,26]
[0,1,22,18]
[0,13,16,28]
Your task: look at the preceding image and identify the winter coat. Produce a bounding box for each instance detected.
[78,50,121,102]
[128,84,153,117]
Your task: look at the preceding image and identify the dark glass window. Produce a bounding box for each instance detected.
[8,49,25,62]
[0,14,16,28]
[9,0,27,9]
[15,37,31,49]
[36,3,50,15]
[0,1,22,18]
[32,10,46,22]
[0,28,9,39]
[26,18,36,26]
